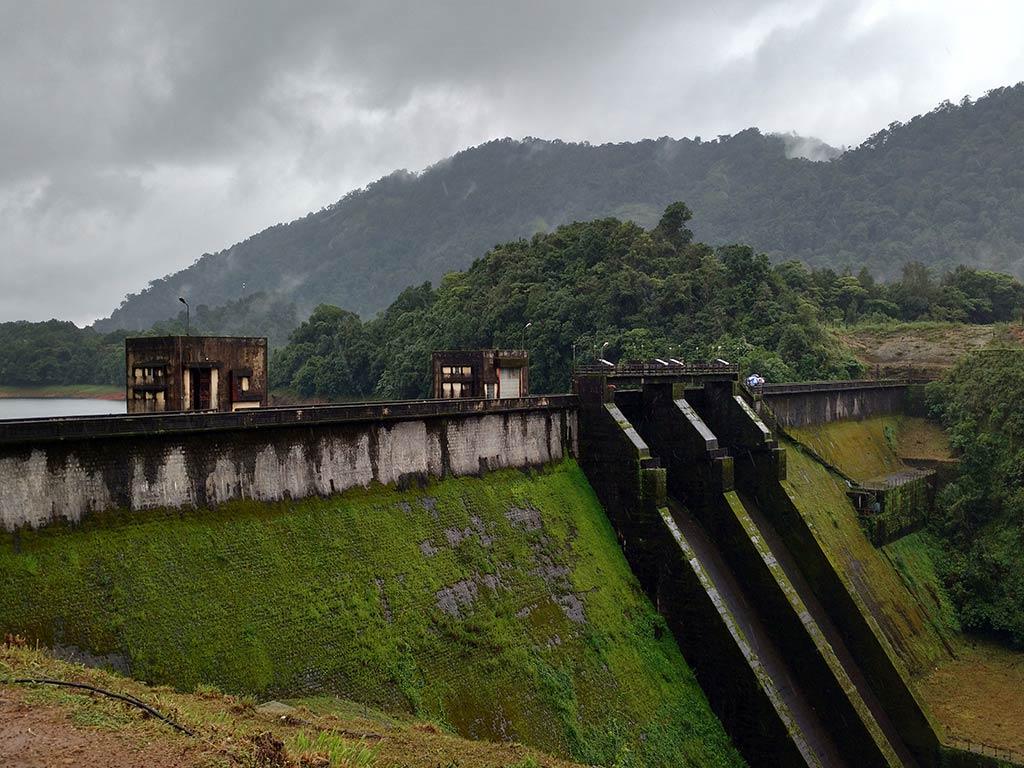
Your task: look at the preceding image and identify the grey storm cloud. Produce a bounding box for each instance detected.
[2,0,1023,323]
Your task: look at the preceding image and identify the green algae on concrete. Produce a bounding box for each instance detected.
[786,415,952,484]
[882,532,961,640]
[0,459,743,768]
[781,440,956,675]
[787,416,907,482]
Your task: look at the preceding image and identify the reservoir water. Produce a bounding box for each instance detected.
[0,398,126,420]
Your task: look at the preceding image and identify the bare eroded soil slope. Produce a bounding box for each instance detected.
[837,322,1024,377]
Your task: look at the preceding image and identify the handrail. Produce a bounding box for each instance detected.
[946,731,1024,764]
[574,362,739,376]
[759,379,932,395]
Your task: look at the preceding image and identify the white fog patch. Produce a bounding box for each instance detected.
[776,132,844,161]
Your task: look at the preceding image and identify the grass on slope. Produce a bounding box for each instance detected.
[781,440,955,673]
[785,416,951,483]
[0,460,743,768]
[784,441,1024,756]
[0,643,581,768]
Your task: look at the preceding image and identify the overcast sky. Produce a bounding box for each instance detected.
[2,0,1024,325]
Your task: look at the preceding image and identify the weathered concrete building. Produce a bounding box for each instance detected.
[431,349,528,399]
[125,336,267,414]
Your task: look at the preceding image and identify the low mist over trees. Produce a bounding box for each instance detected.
[97,83,1024,332]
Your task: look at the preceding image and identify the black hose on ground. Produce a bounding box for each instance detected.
[7,677,195,737]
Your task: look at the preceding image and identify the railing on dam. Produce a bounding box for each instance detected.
[0,394,578,445]
[575,361,739,378]
[758,378,931,396]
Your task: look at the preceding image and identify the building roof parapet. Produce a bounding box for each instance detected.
[126,334,268,342]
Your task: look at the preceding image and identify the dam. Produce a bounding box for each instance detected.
[0,366,1014,767]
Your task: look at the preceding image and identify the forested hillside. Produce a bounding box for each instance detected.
[0,293,298,388]
[6,206,1021,393]
[0,321,124,387]
[97,83,1024,331]
[270,204,1024,400]
[928,350,1024,646]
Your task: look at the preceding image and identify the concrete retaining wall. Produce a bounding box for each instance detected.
[761,382,918,428]
[736,450,942,765]
[0,397,576,532]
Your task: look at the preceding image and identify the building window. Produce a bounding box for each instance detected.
[241,376,250,392]
[442,366,453,376]
[441,382,467,399]
[484,383,496,399]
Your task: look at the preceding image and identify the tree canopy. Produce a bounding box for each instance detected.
[271,206,860,400]
[928,349,1024,646]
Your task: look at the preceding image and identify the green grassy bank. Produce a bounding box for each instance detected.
[0,459,742,768]
[782,437,955,674]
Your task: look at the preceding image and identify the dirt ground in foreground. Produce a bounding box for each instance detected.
[0,645,584,768]
[918,638,1024,756]
[0,690,209,768]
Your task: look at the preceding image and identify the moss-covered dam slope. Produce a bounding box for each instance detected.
[0,459,742,768]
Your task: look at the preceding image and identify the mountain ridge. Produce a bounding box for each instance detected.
[96,82,1024,331]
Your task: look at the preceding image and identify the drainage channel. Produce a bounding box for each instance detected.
[667,497,848,768]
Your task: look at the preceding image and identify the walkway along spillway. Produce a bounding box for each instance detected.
[575,372,953,767]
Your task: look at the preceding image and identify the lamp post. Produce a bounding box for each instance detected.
[601,341,610,362]
[522,322,532,350]
[178,297,190,336]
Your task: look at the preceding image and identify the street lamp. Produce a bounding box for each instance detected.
[522,322,532,350]
[178,297,190,336]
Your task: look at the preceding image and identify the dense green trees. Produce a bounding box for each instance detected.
[0,321,124,387]
[784,261,1024,325]
[0,293,298,389]
[928,351,1024,646]
[4,207,1022,394]
[269,205,1024,401]
[271,206,865,399]
[98,83,1024,332]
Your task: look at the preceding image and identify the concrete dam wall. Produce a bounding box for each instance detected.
[0,458,743,767]
[0,396,576,531]
[575,374,1008,768]
[760,381,925,428]
[1,378,1015,766]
